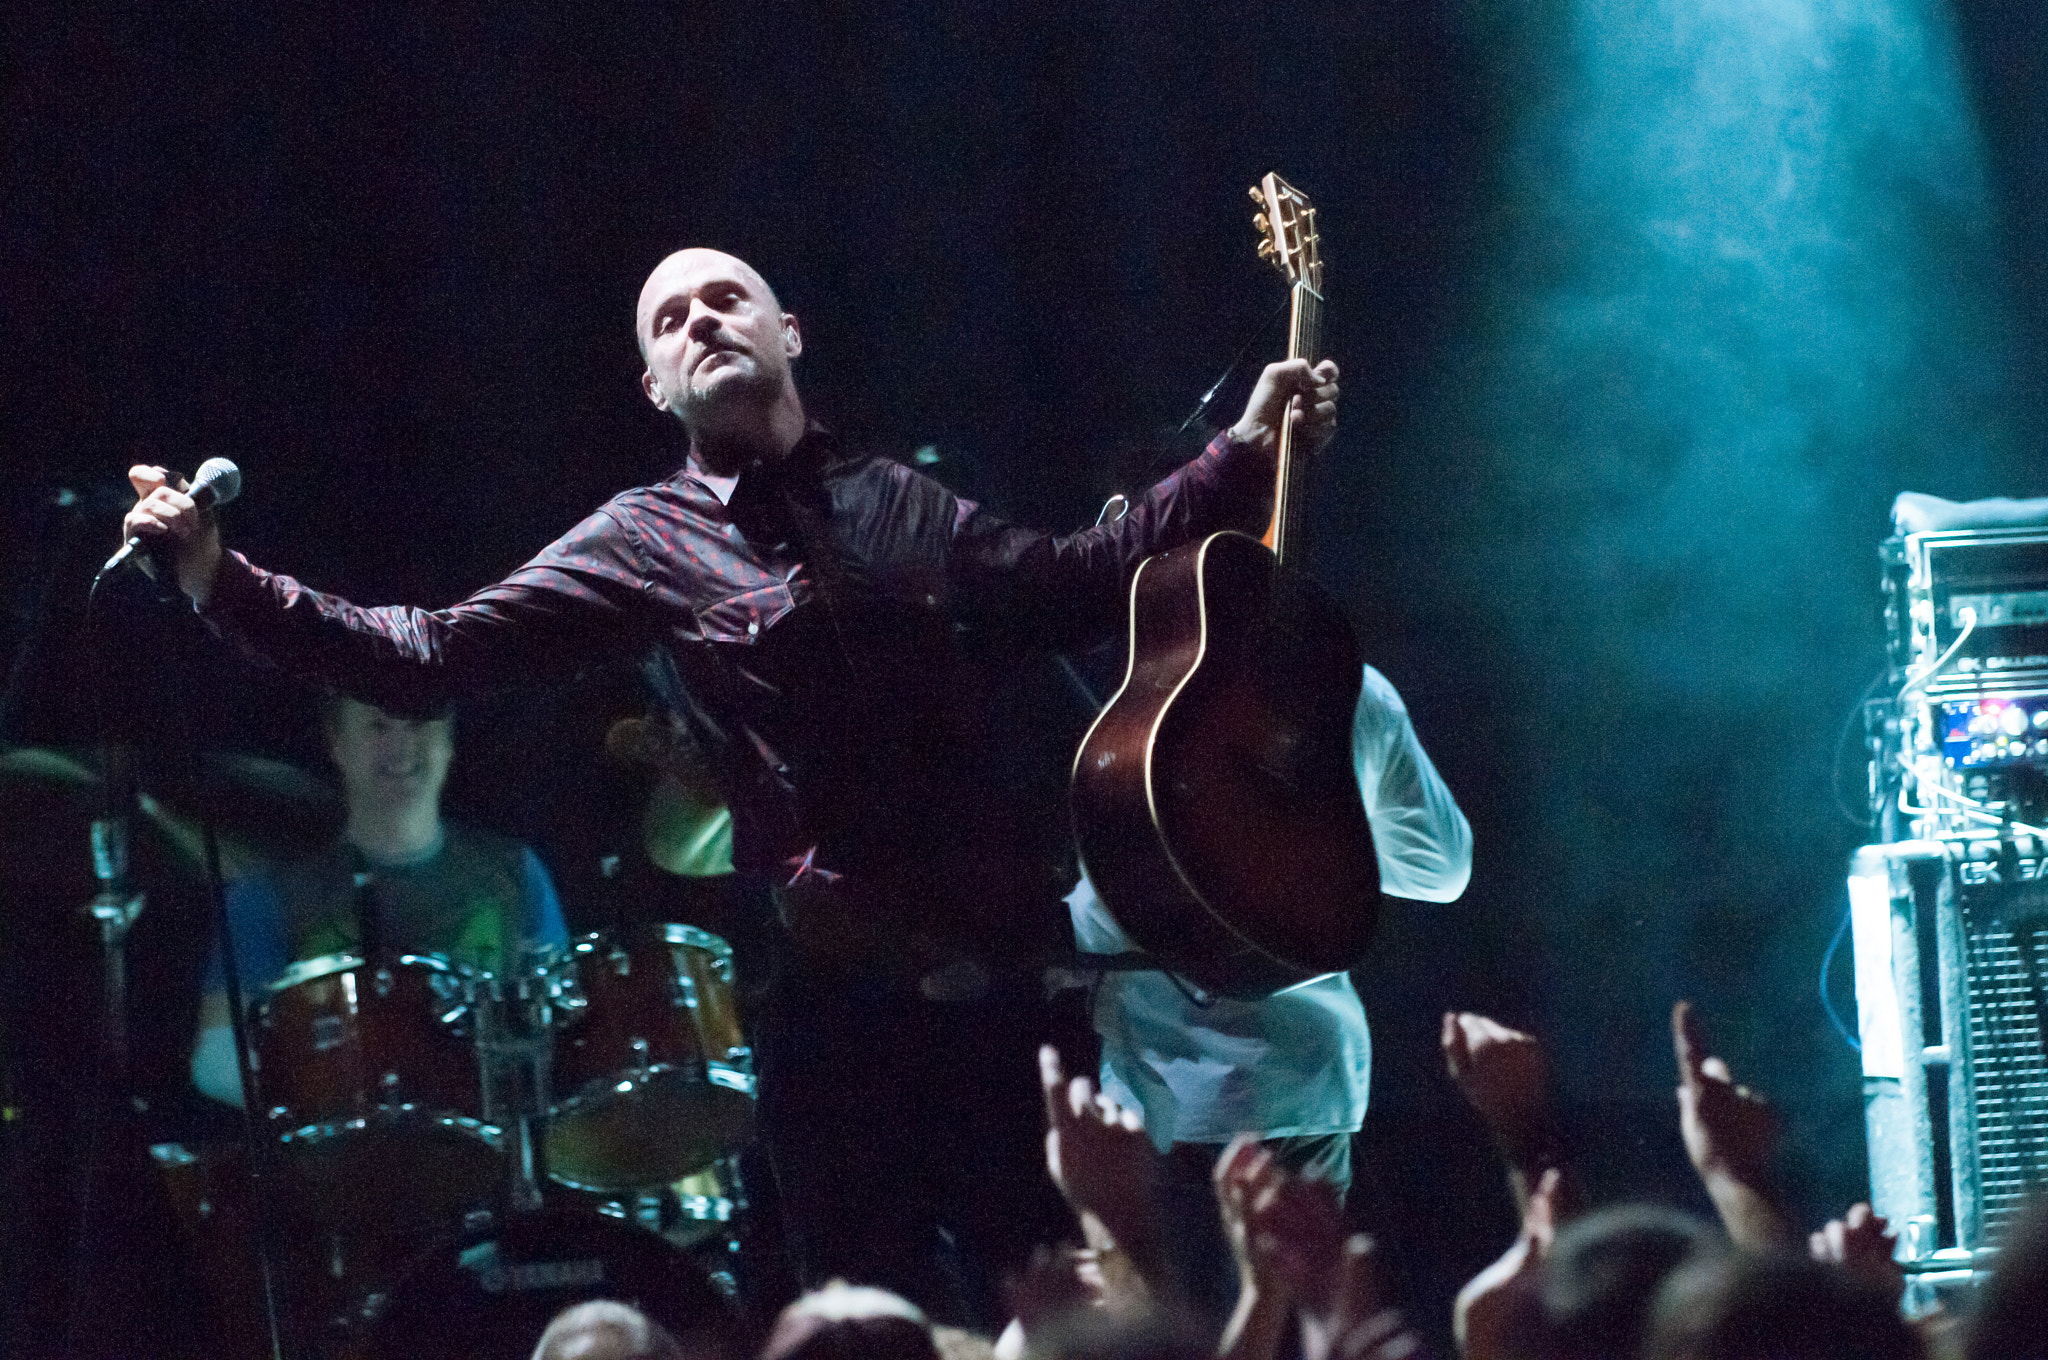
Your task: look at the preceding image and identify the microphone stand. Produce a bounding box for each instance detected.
[202,801,295,1360]
[62,744,149,1360]
[78,554,298,1360]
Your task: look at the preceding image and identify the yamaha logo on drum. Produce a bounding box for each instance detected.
[475,1256,607,1294]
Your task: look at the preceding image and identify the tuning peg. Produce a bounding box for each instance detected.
[1248,184,1265,204]
[1257,238,1277,260]
[1254,212,1270,236]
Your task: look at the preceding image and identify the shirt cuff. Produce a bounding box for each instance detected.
[198,549,263,621]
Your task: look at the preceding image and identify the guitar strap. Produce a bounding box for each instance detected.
[1052,945,1218,1007]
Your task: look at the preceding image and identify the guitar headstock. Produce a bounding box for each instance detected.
[1250,173,1323,295]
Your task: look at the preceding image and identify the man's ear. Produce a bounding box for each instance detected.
[642,368,666,409]
[782,314,803,360]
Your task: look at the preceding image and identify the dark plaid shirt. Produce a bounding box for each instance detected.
[204,425,1270,961]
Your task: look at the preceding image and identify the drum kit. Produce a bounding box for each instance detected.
[161,923,756,1358]
[0,693,763,1357]
[0,731,767,1358]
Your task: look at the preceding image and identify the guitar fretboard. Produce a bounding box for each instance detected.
[1266,279,1324,566]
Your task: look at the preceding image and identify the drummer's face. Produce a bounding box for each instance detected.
[326,699,454,813]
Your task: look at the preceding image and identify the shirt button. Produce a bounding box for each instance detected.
[747,621,759,637]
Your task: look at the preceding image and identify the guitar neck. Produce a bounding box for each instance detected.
[1260,279,1324,565]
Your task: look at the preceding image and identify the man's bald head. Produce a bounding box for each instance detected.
[635,249,782,360]
[635,247,806,466]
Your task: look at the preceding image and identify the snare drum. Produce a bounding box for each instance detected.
[255,952,502,1229]
[545,925,755,1191]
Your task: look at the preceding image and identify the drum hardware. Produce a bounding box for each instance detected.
[157,921,761,1350]
[468,949,573,1217]
[256,952,504,1233]
[544,925,756,1193]
[341,1204,735,1360]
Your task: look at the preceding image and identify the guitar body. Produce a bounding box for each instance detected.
[1071,530,1379,998]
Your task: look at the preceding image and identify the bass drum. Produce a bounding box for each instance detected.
[339,1206,735,1360]
[256,952,501,1232]
[546,925,755,1191]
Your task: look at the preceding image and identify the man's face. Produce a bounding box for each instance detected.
[326,697,453,819]
[636,249,801,427]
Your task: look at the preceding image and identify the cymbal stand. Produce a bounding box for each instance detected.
[85,812,145,1078]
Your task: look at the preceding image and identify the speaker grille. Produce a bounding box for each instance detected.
[1961,878,2048,1235]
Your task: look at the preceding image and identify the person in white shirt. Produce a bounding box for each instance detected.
[1065,662,1471,1316]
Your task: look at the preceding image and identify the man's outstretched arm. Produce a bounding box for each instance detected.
[945,359,1339,642]
[123,464,647,705]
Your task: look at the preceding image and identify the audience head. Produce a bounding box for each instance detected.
[1967,1191,2048,1360]
[1534,1202,1722,1360]
[531,1300,686,1360]
[1010,1306,1211,1360]
[1641,1250,1921,1360]
[760,1283,941,1360]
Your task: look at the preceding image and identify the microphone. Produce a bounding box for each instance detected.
[102,457,242,576]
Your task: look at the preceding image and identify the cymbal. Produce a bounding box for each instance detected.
[604,715,734,878]
[0,745,97,789]
[642,775,734,878]
[0,745,341,880]
[0,746,204,888]
[162,751,342,871]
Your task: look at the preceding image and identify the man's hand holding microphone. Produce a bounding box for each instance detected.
[116,460,237,605]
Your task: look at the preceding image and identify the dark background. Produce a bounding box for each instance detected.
[5,0,2045,1353]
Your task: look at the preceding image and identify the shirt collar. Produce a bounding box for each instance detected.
[677,421,839,501]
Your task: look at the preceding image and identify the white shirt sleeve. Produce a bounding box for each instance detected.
[1353,665,1471,903]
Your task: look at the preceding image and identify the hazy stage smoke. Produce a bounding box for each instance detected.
[1401,0,2013,1123]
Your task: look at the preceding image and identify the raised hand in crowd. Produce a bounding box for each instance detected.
[994,1244,1104,1360]
[1302,1238,1419,1360]
[1452,1167,1561,1360]
[1215,1137,1315,1360]
[1808,1202,1903,1308]
[1037,1046,1170,1303]
[1214,1135,1420,1360]
[1671,1001,1795,1250]
[1442,1013,1568,1216]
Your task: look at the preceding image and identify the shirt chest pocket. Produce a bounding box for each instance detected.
[695,582,797,643]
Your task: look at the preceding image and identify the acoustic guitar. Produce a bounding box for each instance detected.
[1070,174,1377,999]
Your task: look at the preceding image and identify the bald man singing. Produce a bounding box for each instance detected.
[125,247,1340,1326]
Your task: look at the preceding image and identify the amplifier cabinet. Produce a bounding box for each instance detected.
[1854,838,2048,1283]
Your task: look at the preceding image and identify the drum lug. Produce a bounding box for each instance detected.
[374,968,394,998]
[674,972,700,1010]
[381,1071,400,1098]
[609,947,631,977]
[630,1036,651,1076]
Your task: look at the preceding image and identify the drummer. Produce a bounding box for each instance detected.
[191,691,569,1107]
